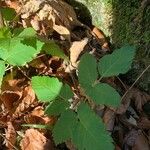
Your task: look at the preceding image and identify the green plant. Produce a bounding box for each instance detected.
[31,46,136,149]
[0,24,136,149]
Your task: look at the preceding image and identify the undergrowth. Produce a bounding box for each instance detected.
[0,6,136,150]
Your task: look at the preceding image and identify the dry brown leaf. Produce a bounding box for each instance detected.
[123,129,139,147]
[5,121,16,150]
[103,108,115,132]
[117,88,150,114]
[0,79,23,112]
[115,145,121,150]
[24,106,56,125]
[31,106,56,125]
[14,85,36,116]
[138,117,150,129]
[65,38,88,72]
[91,26,110,51]
[132,131,150,150]
[20,129,54,150]
[7,0,82,38]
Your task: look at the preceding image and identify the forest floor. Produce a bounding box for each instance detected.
[0,0,149,150]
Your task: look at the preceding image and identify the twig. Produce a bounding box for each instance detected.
[117,76,128,90]
[0,133,18,150]
[17,67,31,80]
[0,9,4,28]
[121,64,150,100]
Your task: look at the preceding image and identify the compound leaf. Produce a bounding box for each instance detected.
[98,45,136,77]
[78,53,120,107]
[31,76,62,102]
[72,103,114,150]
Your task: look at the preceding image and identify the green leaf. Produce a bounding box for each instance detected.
[0,8,16,21]
[87,83,120,107]
[0,28,44,66]
[16,27,36,39]
[45,84,73,115]
[0,60,5,88]
[78,53,97,87]
[98,45,136,77]
[45,100,70,116]
[31,76,62,102]
[72,103,114,150]
[59,84,73,100]
[0,27,12,38]
[52,110,78,144]
[42,41,68,59]
[6,39,43,66]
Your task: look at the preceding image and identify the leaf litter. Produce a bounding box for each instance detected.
[0,0,149,149]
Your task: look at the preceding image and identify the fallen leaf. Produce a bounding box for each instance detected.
[0,79,23,112]
[65,38,88,72]
[132,131,149,150]
[8,0,82,38]
[91,26,110,52]
[103,108,115,132]
[14,85,36,116]
[117,88,150,114]
[138,117,150,129]
[5,121,16,150]
[24,106,56,125]
[20,129,54,150]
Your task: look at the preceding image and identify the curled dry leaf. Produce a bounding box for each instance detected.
[91,26,110,52]
[0,79,23,112]
[20,129,54,150]
[5,121,16,150]
[65,38,88,72]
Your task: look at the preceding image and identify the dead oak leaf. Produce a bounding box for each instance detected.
[20,129,54,150]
